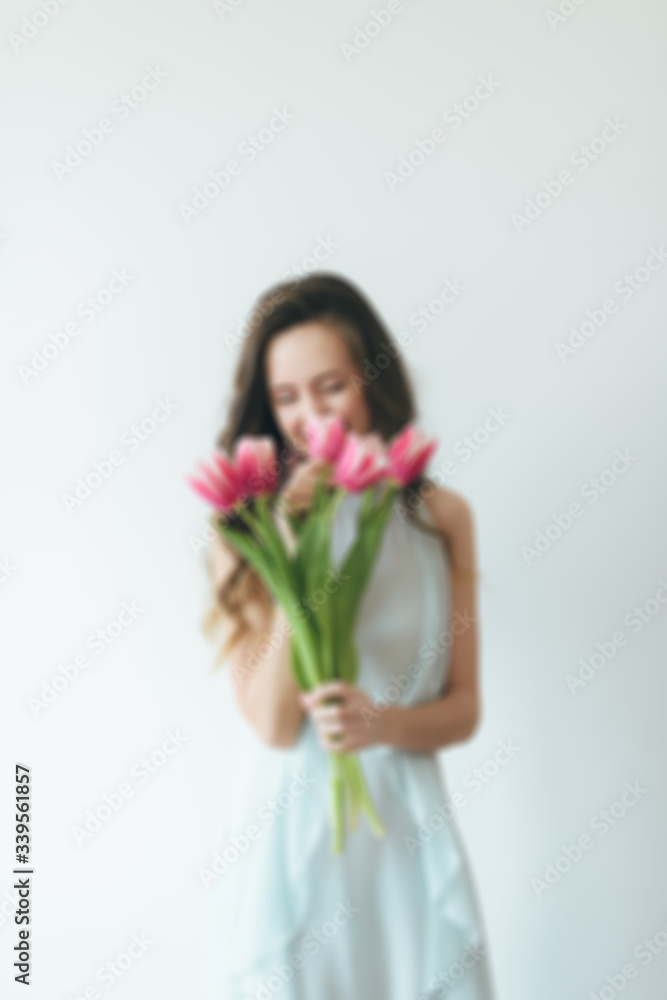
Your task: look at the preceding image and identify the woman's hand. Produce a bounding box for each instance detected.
[277,456,333,516]
[298,680,386,753]
[273,456,333,554]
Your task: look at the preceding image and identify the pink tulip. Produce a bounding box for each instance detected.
[305,415,348,463]
[386,424,437,487]
[332,432,389,492]
[234,436,279,497]
[187,436,279,513]
[186,452,248,513]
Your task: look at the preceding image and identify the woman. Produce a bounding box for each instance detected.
[204,273,495,999]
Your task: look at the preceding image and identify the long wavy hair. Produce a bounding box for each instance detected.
[203,272,448,665]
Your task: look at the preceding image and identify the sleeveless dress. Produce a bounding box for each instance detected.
[213,492,495,1000]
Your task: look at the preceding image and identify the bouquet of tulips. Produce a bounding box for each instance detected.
[187,417,436,854]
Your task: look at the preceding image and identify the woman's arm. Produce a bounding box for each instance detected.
[299,487,481,754]
[381,487,481,751]
[206,458,332,748]
[208,532,305,748]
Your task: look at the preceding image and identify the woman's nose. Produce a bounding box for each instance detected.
[301,397,333,426]
[293,402,333,448]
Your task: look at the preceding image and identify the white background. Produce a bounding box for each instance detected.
[1,1,666,998]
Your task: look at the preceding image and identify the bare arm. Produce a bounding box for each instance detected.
[208,531,305,748]
[379,488,481,751]
[206,456,330,748]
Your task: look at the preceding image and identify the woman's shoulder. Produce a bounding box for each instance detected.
[418,483,473,530]
[419,485,476,567]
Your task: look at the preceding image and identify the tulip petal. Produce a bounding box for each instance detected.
[387,424,437,486]
[306,415,348,463]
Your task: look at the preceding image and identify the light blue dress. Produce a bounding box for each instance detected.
[214,492,495,999]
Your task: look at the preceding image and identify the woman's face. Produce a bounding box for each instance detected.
[264,320,371,458]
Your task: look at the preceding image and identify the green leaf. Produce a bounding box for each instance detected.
[336,483,398,630]
[289,636,309,689]
[251,497,295,580]
[219,526,274,581]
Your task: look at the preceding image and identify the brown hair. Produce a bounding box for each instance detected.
[202,272,454,666]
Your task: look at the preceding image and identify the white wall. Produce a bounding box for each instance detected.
[1,1,666,998]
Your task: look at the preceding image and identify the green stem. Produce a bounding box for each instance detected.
[348,754,385,839]
[328,749,385,852]
[291,625,323,691]
[244,496,293,579]
[325,484,347,522]
[329,752,347,855]
[341,754,361,831]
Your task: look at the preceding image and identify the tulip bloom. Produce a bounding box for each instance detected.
[186,453,247,514]
[186,436,278,514]
[332,432,389,491]
[305,415,347,464]
[386,424,437,487]
[235,436,279,497]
